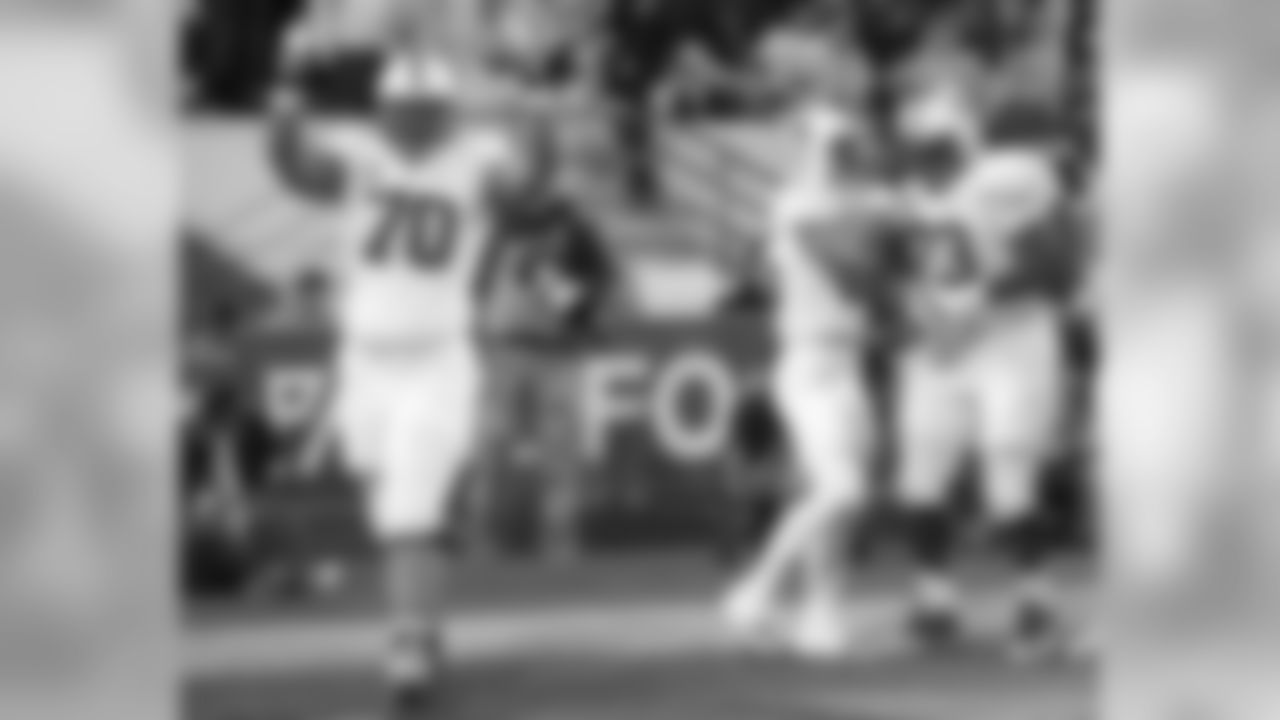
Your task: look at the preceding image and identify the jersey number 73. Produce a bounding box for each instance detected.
[366,193,460,270]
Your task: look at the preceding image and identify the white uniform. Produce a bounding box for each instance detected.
[325,125,518,539]
[767,104,880,505]
[896,150,1066,518]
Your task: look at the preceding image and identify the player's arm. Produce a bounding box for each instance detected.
[264,30,349,205]
[801,191,910,290]
[486,120,558,233]
[266,86,351,204]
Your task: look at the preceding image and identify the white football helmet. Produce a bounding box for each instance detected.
[378,52,460,103]
[899,86,982,154]
[898,87,983,190]
[951,147,1061,243]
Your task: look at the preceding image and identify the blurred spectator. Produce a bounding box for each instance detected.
[487,0,597,87]
[259,267,333,334]
[183,274,339,599]
[182,310,269,597]
[850,0,939,69]
[243,270,336,486]
[184,0,302,111]
[599,0,681,203]
[473,192,615,561]
[276,0,384,112]
[185,0,414,112]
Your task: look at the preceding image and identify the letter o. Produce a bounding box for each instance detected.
[650,350,740,463]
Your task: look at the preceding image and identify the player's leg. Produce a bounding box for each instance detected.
[722,350,810,631]
[786,355,874,659]
[335,350,434,702]
[975,310,1069,657]
[722,344,870,657]
[332,347,390,485]
[367,347,483,709]
[533,349,587,564]
[894,350,969,645]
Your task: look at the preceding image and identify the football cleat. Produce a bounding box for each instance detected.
[384,636,446,718]
[720,579,782,644]
[786,601,851,663]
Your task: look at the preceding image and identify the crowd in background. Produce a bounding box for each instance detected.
[181,0,1096,600]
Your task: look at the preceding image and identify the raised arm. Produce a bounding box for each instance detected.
[264,27,350,205]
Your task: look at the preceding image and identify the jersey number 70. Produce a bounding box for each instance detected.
[366,193,460,270]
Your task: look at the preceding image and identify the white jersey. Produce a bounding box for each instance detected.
[323,126,519,346]
[768,178,869,343]
[766,102,886,344]
[903,148,1063,345]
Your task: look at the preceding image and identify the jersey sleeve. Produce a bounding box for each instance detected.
[311,125,370,173]
[466,126,526,184]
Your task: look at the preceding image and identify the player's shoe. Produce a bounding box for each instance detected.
[387,678,440,720]
[385,637,446,718]
[785,601,850,662]
[906,575,964,650]
[719,579,782,644]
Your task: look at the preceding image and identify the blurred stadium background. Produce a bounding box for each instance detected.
[180,0,1095,600]
[182,1,1100,717]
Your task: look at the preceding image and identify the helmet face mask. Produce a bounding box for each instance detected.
[896,89,981,190]
[377,96,452,154]
[375,55,459,154]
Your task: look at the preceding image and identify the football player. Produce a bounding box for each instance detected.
[720,85,902,660]
[893,92,1070,658]
[480,170,615,564]
[266,34,545,712]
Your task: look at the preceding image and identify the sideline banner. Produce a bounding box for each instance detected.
[248,317,773,483]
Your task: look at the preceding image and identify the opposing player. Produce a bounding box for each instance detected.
[720,88,900,660]
[266,39,543,712]
[893,93,1070,657]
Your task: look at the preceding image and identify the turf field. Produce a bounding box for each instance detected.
[187,556,1092,720]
